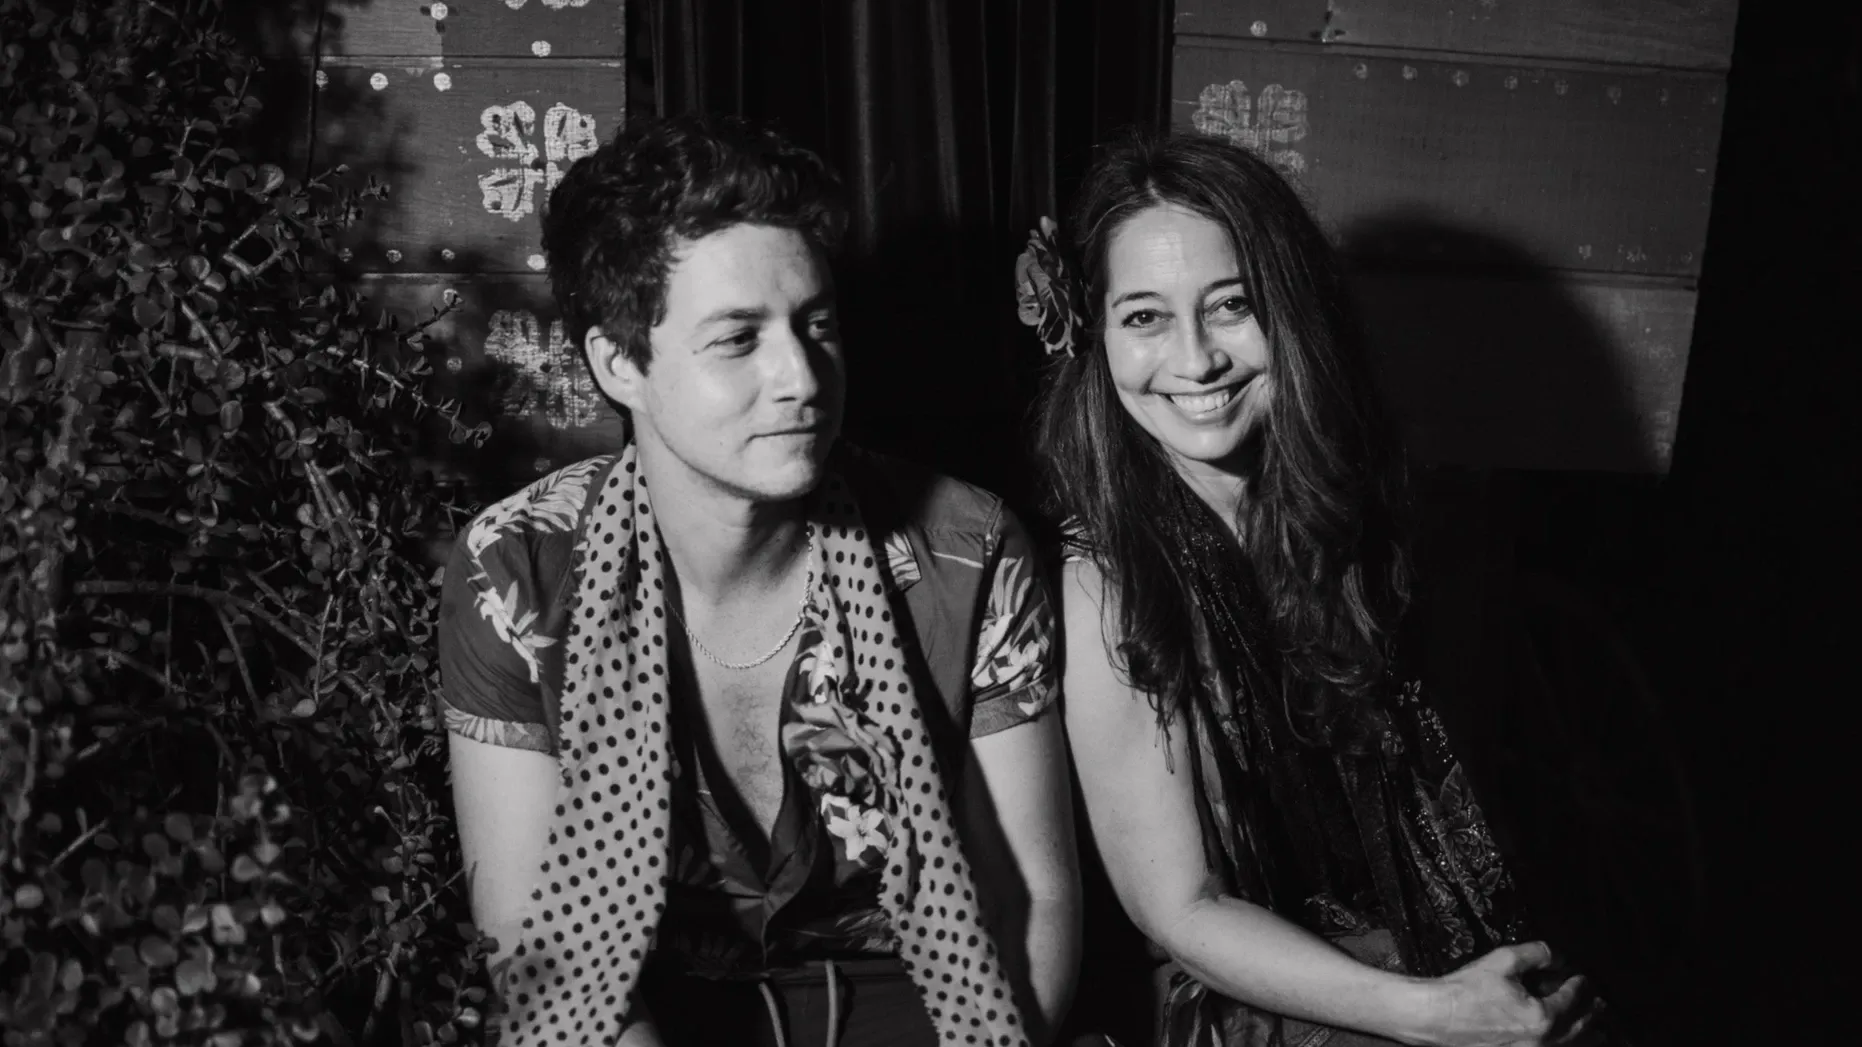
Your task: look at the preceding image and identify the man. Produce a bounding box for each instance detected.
[438,115,1079,1047]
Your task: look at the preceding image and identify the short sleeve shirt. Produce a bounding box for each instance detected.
[438,448,1058,977]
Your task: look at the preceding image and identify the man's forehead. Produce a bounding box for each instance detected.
[662,224,830,313]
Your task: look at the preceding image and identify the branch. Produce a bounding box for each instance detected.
[177,300,225,361]
[49,821,106,871]
[90,647,174,690]
[215,606,262,712]
[73,581,317,659]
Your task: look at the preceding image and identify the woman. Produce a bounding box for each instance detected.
[1020,132,1598,1046]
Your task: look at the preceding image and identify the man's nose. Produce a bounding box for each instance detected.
[766,325,824,402]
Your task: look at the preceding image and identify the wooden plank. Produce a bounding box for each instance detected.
[321,0,626,59]
[1172,42,1723,277]
[1174,0,1739,70]
[1354,273,1694,472]
[314,59,626,274]
[362,275,628,490]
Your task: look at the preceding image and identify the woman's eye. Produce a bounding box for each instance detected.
[806,314,839,339]
[1211,295,1253,319]
[718,330,758,352]
[1120,309,1163,329]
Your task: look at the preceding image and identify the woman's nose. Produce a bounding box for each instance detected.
[1172,321,1229,383]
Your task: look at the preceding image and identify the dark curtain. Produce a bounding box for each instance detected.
[627,0,1170,508]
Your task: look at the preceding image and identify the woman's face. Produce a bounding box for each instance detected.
[1100,203,1271,479]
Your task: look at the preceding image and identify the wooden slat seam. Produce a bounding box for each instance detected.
[1171,33,1732,78]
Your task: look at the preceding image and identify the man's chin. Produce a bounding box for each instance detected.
[739,442,836,502]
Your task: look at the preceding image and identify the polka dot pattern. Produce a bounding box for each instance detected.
[498,446,1028,1046]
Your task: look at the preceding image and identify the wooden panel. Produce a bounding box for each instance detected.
[1175,0,1738,70]
[321,0,626,58]
[1172,42,1723,277]
[1355,273,1694,472]
[364,275,628,489]
[315,59,626,273]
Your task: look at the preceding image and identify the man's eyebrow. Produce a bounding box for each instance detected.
[695,306,767,328]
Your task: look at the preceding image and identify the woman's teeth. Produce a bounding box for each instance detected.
[1166,387,1238,414]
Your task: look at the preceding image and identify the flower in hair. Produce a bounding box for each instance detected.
[1014,216,1084,357]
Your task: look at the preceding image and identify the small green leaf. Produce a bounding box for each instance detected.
[137,937,178,968]
[175,957,212,996]
[211,903,246,945]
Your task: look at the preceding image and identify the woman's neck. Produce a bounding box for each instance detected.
[1170,456,1251,536]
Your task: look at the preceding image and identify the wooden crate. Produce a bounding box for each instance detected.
[1175,0,1738,70]
[1171,41,1724,278]
[321,0,627,59]
[308,1,630,488]
[363,275,629,485]
[315,59,627,274]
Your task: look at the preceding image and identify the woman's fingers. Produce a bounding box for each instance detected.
[1495,940,1556,977]
[1538,973,1591,1029]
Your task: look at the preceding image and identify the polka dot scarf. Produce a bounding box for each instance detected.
[498,446,1030,1047]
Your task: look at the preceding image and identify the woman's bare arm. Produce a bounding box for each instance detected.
[1059,558,1578,1047]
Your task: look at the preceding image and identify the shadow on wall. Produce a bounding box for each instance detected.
[1340,210,1669,476]
[1340,214,1704,1041]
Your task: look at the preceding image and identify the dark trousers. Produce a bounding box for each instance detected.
[642,957,939,1047]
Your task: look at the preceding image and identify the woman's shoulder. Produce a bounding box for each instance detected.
[1054,540,1114,625]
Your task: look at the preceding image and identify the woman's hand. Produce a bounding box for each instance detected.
[1416,942,1595,1047]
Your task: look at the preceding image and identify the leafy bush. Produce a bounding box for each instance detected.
[1,1,494,1043]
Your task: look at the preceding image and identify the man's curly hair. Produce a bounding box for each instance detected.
[541,114,849,375]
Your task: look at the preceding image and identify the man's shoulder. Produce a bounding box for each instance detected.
[842,445,1007,540]
[458,454,618,564]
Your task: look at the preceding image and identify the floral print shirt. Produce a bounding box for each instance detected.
[438,448,1058,978]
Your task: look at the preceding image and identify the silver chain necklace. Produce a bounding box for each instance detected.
[669,525,816,671]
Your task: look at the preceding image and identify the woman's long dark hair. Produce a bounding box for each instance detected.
[1037,131,1410,741]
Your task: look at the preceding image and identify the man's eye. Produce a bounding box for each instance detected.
[719,330,757,351]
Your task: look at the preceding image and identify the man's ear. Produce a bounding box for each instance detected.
[586,328,645,412]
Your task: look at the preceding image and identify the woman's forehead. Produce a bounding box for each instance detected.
[1106,204,1240,288]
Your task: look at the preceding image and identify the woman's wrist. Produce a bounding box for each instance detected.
[1377,973,1452,1046]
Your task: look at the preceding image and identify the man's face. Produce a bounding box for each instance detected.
[592,223,845,504]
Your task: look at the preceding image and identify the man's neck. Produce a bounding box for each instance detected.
[635,437,812,605]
